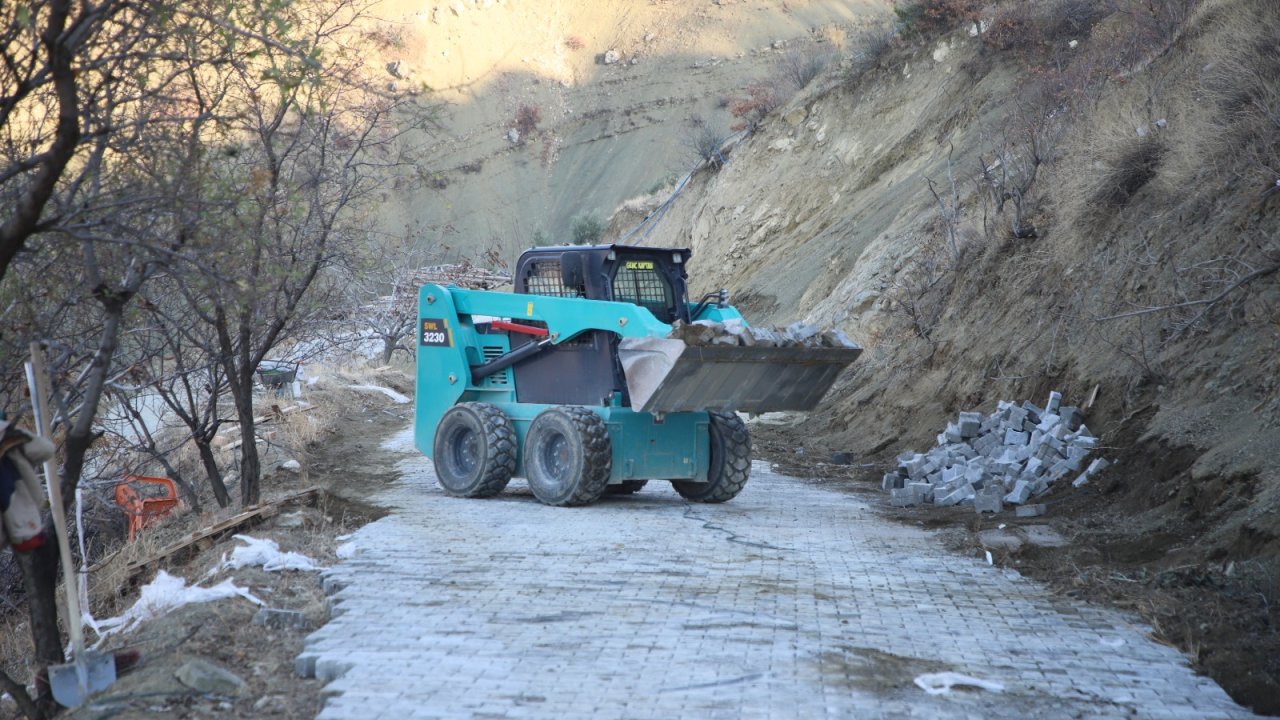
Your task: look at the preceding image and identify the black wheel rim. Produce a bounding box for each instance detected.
[540,431,571,485]
[448,426,480,477]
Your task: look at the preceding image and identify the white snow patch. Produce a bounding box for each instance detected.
[281,459,301,471]
[914,672,1004,695]
[212,534,319,573]
[1100,637,1126,648]
[382,423,416,452]
[984,550,993,565]
[347,384,410,403]
[96,570,261,639]
[336,542,358,559]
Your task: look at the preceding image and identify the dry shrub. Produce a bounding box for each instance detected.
[981,0,1101,55]
[1051,79,1161,228]
[1038,0,1109,39]
[982,2,1041,53]
[684,115,729,168]
[1095,134,1165,207]
[852,25,898,69]
[728,80,781,132]
[894,0,981,38]
[513,104,540,137]
[880,232,959,349]
[776,44,836,90]
[1119,0,1201,48]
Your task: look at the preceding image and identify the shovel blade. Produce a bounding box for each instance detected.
[619,337,862,413]
[49,653,116,708]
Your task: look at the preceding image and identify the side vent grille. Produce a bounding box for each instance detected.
[481,346,509,386]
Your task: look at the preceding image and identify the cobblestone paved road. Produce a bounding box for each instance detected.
[298,427,1257,720]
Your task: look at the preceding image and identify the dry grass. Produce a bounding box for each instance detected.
[1196,0,1280,189]
[1055,96,1166,231]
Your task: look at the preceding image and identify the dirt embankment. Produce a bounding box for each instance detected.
[638,0,1279,712]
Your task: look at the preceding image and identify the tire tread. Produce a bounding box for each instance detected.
[434,402,516,498]
[673,411,750,503]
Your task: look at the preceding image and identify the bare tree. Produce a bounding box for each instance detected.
[101,287,236,508]
[978,98,1061,240]
[926,144,963,267]
[346,238,443,366]
[0,2,361,714]
[172,1,429,506]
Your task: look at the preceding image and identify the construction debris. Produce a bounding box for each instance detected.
[882,392,1107,515]
[668,319,860,349]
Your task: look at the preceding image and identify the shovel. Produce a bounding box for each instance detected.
[25,343,116,707]
[618,337,862,413]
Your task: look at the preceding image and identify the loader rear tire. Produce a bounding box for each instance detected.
[433,403,516,498]
[672,412,751,503]
[525,406,612,507]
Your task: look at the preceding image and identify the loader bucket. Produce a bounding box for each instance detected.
[618,337,862,414]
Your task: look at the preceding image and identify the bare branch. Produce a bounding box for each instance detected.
[1095,263,1279,321]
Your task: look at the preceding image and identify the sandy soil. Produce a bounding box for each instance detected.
[358,0,890,262]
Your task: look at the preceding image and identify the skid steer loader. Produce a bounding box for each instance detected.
[414,245,861,506]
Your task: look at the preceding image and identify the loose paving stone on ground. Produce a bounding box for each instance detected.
[297,426,1257,720]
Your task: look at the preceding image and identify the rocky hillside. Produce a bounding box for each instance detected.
[636,0,1279,564]
[631,0,1279,709]
[367,0,888,261]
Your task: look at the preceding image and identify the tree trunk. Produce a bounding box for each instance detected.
[15,530,63,716]
[0,666,40,720]
[196,438,231,508]
[381,338,396,366]
[171,475,201,514]
[235,388,260,506]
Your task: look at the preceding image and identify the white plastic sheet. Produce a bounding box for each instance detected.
[346,385,410,403]
[914,672,1005,695]
[213,534,319,573]
[96,570,262,640]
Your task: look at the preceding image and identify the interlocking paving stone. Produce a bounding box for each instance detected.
[300,426,1258,719]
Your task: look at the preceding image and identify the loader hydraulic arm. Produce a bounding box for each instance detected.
[433,285,675,341]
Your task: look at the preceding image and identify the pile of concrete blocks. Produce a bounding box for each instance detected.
[668,319,860,349]
[882,391,1109,516]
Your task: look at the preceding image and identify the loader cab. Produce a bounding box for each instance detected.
[513,245,693,324]
[508,245,693,406]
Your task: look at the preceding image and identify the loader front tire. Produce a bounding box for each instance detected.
[525,406,612,507]
[433,403,516,498]
[673,412,751,503]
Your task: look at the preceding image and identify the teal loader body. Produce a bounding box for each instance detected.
[413,245,859,506]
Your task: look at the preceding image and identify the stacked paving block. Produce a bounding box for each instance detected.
[882,391,1108,515]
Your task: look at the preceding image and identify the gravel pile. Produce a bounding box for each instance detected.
[883,392,1108,516]
[669,319,860,349]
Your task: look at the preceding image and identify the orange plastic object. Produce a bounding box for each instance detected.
[114,475,179,541]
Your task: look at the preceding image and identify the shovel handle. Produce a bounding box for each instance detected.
[26,342,86,657]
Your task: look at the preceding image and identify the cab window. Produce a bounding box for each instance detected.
[612,259,675,322]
